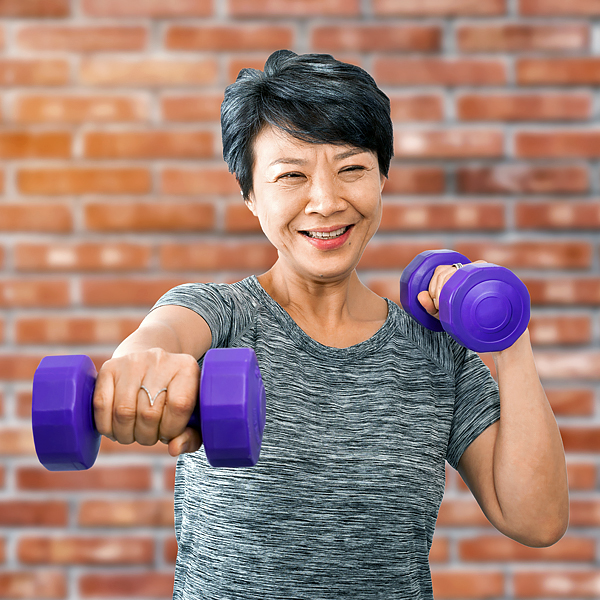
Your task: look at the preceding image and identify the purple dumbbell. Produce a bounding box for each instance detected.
[400,249,530,352]
[32,347,266,471]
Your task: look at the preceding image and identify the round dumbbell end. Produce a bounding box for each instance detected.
[32,355,101,471]
[200,348,265,468]
[440,264,530,352]
[400,250,471,332]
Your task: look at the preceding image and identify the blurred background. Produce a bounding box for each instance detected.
[0,0,599,598]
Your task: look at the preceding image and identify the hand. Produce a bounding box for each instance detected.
[417,260,487,320]
[92,348,201,457]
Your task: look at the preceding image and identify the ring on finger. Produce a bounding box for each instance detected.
[139,385,168,407]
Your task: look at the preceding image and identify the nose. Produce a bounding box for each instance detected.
[305,172,347,217]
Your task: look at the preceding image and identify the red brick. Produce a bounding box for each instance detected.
[14,95,149,123]
[164,537,178,563]
[562,427,600,452]
[431,570,504,598]
[529,315,592,345]
[455,241,592,269]
[0,60,69,86]
[17,168,151,195]
[0,355,42,381]
[571,500,600,526]
[0,131,70,158]
[0,428,34,456]
[380,202,505,231]
[0,0,69,17]
[518,58,600,85]
[166,25,293,51]
[224,204,261,233]
[0,571,66,599]
[535,352,600,381]
[161,94,222,122]
[161,167,239,195]
[429,537,449,563]
[0,204,72,232]
[0,280,70,308]
[385,166,445,194]
[514,570,600,597]
[0,501,67,526]
[16,390,32,419]
[457,164,588,194]
[84,130,213,159]
[516,200,600,229]
[15,243,151,272]
[229,0,359,17]
[79,499,174,527]
[459,535,594,561]
[17,26,147,52]
[517,130,600,158]
[81,278,189,307]
[227,55,275,83]
[85,201,215,232]
[83,0,212,17]
[521,0,600,14]
[160,242,277,271]
[458,93,591,121]
[395,129,503,159]
[567,463,597,490]
[79,572,174,598]
[80,58,218,87]
[18,537,154,565]
[390,95,444,122]
[373,0,506,15]
[457,24,589,52]
[312,25,441,52]
[17,466,152,491]
[16,316,141,344]
[524,277,600,306]
[375,58,507,86]
[546,389,594,416]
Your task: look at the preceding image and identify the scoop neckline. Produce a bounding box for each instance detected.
[247,274,396,359]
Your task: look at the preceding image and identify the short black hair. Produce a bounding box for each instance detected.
[221,49,394,200]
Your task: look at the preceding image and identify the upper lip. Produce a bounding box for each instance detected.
[300,224,353,233]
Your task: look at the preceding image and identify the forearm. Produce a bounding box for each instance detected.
[112,321,183,358]
[491,330,569,546]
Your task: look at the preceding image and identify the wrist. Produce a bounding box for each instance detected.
[491,328,531,366]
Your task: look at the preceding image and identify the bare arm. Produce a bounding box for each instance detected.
[457,330,569,547]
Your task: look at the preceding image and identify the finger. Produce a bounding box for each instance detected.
[158,357,199,442]
[134,377,172,446]
[417,290,438,318]
[167,428,202,457]
[93,365,116,440]
[111,371,142,445]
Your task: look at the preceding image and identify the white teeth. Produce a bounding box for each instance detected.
[305,226,348,239]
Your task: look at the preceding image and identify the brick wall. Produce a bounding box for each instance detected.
[0,0,598,598]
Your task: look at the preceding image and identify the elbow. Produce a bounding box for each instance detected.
[511,507,570,548]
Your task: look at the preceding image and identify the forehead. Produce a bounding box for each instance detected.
[252,126,371,167]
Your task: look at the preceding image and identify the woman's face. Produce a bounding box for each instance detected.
[245,126,385,283]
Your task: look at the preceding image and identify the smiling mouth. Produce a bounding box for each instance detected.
[300,225,352,240]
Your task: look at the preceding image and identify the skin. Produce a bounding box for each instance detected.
[94,124,569,547]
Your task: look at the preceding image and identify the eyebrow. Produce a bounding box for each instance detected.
[268,148,369,168]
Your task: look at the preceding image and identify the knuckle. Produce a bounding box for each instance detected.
[114,403,136,424]
[137,407,160,425]
[167,395,193,418]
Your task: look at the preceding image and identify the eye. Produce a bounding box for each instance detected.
[277,171,305,181]
[340,165,367,176]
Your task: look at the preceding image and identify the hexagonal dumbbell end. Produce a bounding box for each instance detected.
[439,262,530,353]
[32,354,101,471]
[400,249,472,332]
[200,348,266,468]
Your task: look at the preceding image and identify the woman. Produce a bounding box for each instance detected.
[93,50,569,599]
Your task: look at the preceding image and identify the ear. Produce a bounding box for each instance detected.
[379,172,386,194]
[244,194,257,217]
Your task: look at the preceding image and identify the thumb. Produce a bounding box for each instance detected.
[167,427,202,457]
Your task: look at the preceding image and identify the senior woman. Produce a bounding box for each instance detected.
[93,50,569,599]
